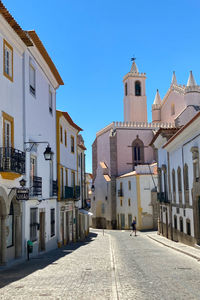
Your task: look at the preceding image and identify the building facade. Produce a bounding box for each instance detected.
[92,61,173,229]
[0,2,63,265]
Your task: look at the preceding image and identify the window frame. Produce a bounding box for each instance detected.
[29,63,36,96]
[60,126,63,143]
[71,135,75,153]
[64,130,67,147]
[30,208,38,242]
[3,39,13,82]
[49,88,53,115]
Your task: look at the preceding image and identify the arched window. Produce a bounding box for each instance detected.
[135,81,141,96]
[125,82,128,96]
[184,164,189,190]
[177,167,182,192]
[172,169,176,193]
[132,136,144,169]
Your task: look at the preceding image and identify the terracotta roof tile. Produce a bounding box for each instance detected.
[0,1,33,46]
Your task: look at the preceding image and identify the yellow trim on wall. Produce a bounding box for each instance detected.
[0,172,21,180]
[136,175,142,229]
[3,39,13,82]
[2,111,14,147]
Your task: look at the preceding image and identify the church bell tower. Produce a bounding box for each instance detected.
[123,60,147,123]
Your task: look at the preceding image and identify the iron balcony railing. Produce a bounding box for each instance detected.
[0,147,25,174]
[65,185,80,200]
[31,176,42,196]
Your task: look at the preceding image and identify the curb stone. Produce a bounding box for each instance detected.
[147,234,200,261]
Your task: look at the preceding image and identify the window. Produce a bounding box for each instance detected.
[65,168,68,186]
[60,126,63,143]
[177,167,182,192]
[64,130,67,147]
[78,154,81,167]
[171,103,175,115]
[125,82,128,96]
[128,198,131,206]
[132,136,144,169]
[49,89,53,114]
[172,169,176,202]
[71,135,75,153]
[174,215,177,230]
[135,81,141,96]
[29,64,36,95]
[120,199,123,206]
[50,208,55,237]
[128,181,131,190]
[30,208,38,242]
[191,147,199,182]
[6,202,14,247]
[3,40,13,81]
[30,156,37,195]
[60,167,64,198]
[3,112,14,148]
[71,171,75,188]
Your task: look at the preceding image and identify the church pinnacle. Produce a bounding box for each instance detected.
[187,71,197,87]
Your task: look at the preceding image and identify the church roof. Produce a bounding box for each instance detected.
[153,89,162,105]
[171,71,177,85]
[130,61,139,73]
[187,71,197,87]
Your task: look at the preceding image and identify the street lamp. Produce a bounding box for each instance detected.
[43,145,53,161]
[19,178,26,187]
[24,142,54,161]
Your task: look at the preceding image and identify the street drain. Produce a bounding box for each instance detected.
[15,286,24,289]
[176,267,191,270]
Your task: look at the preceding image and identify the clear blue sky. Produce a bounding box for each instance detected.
[4,0,200,173]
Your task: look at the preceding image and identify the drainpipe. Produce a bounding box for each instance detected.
[22,52,26,258]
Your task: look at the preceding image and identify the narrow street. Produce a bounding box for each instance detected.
[0,230,200,300]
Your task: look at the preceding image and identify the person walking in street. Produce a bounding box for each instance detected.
[130,218,136,236]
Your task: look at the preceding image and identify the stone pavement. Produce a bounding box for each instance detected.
[0,230,114,300]
[146,231,200,261]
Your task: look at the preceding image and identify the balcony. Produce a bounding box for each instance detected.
[64,186,80,200]
[118,189,123,197]
[0,147,25,176]
[31,176,42,196]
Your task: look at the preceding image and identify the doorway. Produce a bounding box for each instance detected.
[39,212,45,252]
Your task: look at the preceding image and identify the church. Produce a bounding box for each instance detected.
[91,60,200,229]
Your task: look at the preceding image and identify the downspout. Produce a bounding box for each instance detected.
[22,52,26,258]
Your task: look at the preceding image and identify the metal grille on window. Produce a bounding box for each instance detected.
[30,208,38,242]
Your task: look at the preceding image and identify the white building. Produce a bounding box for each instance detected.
[56,111,89,245]
[0,2,63,265]
[116,164,158,230]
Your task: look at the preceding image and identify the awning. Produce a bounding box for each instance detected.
[79,209,93,216]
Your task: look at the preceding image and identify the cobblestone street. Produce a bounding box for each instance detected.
[0,230,200,299]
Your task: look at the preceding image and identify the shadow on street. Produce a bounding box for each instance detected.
[0,232,98,289]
